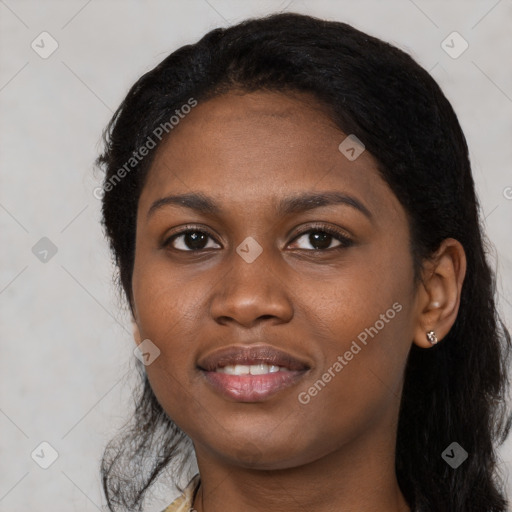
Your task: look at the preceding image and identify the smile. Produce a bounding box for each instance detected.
[197,344,311,402]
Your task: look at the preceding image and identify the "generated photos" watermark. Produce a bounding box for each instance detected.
[298,302,403,404]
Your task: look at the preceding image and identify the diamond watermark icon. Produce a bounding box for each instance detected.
[236,237,263,263]
[338,134,365,161]
[32,237,58,263]
[31,31,59,59]
[134,339,161,366]
[441,31,469,59]
[31,441,59,469]
[441,441,468,468]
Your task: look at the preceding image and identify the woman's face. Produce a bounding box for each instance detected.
[132,90,420,469]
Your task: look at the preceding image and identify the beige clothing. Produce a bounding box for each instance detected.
[161,474,201,512]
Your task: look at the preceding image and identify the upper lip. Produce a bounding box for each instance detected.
[198,344,311,372]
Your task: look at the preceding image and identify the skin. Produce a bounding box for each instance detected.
[131,90,466,512]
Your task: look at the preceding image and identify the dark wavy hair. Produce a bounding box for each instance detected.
[96,12,512,512]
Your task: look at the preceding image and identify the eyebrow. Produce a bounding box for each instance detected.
[147,191,372,220]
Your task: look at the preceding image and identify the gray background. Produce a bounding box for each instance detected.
[1,1,511,510]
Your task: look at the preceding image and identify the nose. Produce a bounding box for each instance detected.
[209,245,294,328]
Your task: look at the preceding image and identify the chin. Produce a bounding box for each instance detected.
[205,436,315,470]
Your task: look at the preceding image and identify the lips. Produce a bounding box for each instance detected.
[197,344,311,372]
[197,344,311,402]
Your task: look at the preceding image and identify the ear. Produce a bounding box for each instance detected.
[412,238,467,348]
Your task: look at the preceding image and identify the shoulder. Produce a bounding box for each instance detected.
[161,473,201,512]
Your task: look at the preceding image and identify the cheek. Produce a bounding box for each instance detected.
[299,240,414,338]
[132,242,207,330]
[294,248,414,423]
[291,302,410,457]
[131,274,205,430]
[132,274,205,378]
[131,257,200,391]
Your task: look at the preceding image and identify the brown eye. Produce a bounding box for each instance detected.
[289,226,353,251]
[165,230,221,251]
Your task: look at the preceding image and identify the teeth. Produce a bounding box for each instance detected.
[215,364,290,375]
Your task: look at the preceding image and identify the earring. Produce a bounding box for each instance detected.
[426,330,438,345]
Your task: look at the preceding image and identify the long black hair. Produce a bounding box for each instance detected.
[96,12,512,512]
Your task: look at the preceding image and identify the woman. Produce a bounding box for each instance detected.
[96,12,511,512]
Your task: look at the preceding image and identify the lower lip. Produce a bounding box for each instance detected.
[200,369,308,402]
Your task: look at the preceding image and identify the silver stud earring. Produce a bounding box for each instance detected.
[426,330,438,345]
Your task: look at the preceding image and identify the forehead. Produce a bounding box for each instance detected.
[139,90,404,222]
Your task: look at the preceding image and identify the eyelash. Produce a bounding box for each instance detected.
[163,223,354,253]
